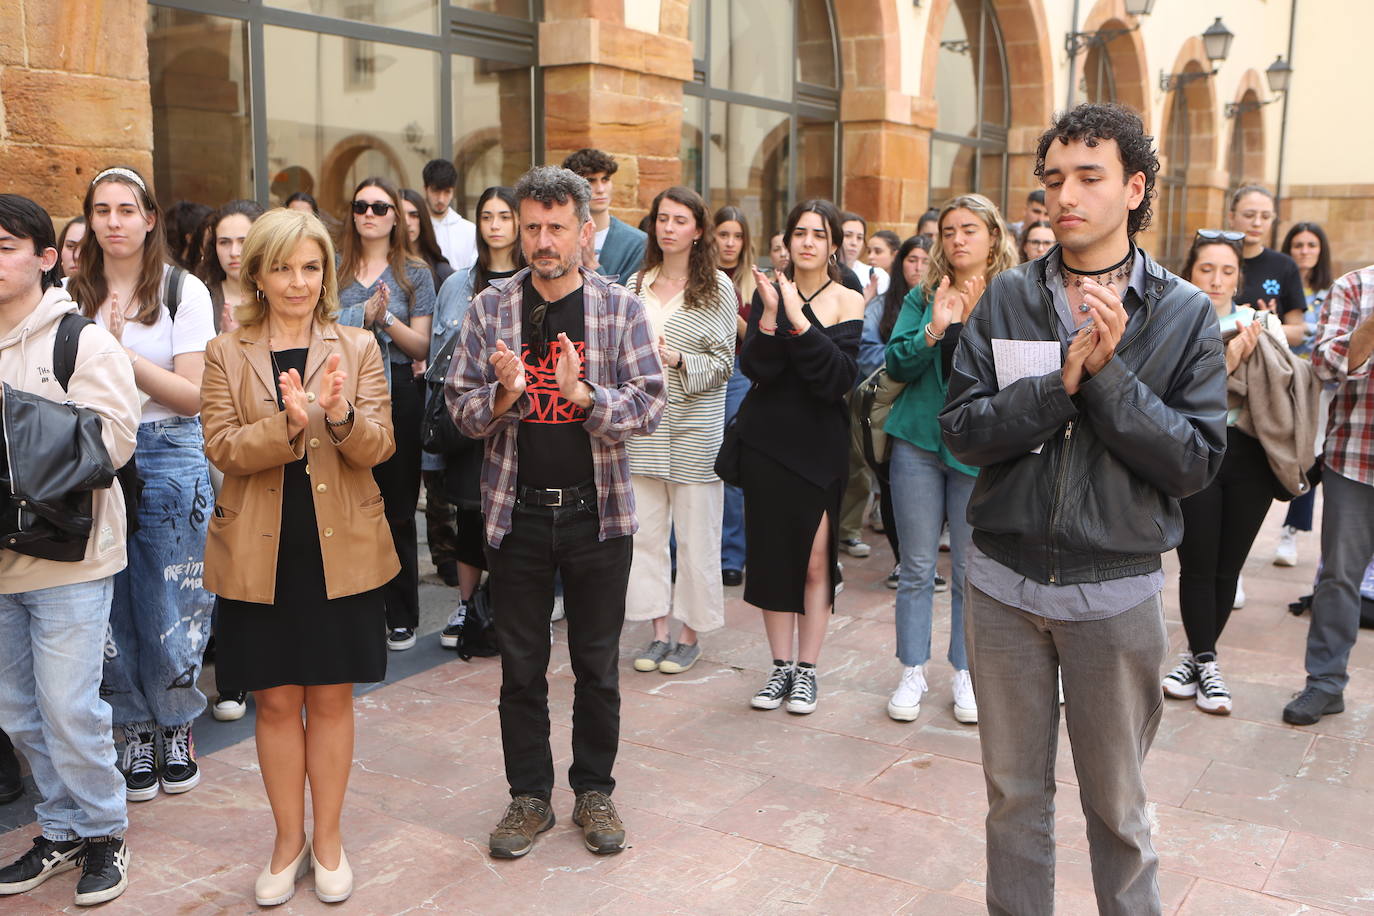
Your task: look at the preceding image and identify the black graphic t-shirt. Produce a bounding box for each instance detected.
[517,274,595,489]
[1239,247,1306,318]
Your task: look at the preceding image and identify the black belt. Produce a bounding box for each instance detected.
[516,481,596,508]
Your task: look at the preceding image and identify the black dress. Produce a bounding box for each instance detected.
[737,296,862,613]
[215,348,387,690]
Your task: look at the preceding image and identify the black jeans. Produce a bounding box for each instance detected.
[876,471,900,563]
[485,497,632,801]
[374,373,424,630]
[0,727,19,780]
[1177,428,1276,658]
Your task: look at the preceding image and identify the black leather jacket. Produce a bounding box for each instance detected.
[939,246,1227,585]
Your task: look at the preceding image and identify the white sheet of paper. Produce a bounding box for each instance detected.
[992,338,1061,390]
[991,339,1062,454]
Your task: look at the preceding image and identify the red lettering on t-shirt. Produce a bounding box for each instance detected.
[522,338,588,424]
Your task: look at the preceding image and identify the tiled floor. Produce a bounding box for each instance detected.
[4,501,1371,914]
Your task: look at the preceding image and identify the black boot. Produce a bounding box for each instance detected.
[0,729,23,805]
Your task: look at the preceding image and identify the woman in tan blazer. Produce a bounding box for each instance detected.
[200,208,398,907]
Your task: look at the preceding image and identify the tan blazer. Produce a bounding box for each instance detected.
[201,321,400,603]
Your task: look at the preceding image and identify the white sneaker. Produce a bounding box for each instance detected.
[952,669,978,724]
[1232,576,1246,610]
[1274,526,1299,567]
[1195,660,1233,715]
[551,594,565,622]
[1057,670,1065,705]
[886,665,927,721]
[212,692,247,722]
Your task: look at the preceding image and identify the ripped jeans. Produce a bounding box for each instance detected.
[102,417,216,729]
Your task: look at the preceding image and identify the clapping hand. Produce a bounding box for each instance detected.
[1079,279,1128,375]
[657,335,681,370]
[1225,319,1264,374]
[279,368,310,438]
[752,265,778,315]
[318,353,349,422]
[775,272,810,333]
[220,300,240,334]
[105,292,127,342]
[1062,323,1098,396]
[363,284,390,328]
[490,339,526,394]
[556,332,591,407]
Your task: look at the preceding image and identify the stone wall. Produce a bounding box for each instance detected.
[0,1,153,227]
[1283,184,1374,279]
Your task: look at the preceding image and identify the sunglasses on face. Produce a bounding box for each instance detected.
[1195,229,1246,243]
[352,200,394,217]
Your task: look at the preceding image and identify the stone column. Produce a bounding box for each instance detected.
[539,0,692,220]
[0,1,153,223]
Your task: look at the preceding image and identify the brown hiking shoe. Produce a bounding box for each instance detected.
[488,796,554,858]
[571,791,626,855]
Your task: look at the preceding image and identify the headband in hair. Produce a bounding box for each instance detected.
[91,167,147,193]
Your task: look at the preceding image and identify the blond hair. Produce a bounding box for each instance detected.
[925,193,1020,294]
[235,208,341,327]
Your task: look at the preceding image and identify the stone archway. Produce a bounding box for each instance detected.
[1080,0,1151,125]
[1153,36,1222,266]
[318,133,409,216]
[1225,69,1267,191]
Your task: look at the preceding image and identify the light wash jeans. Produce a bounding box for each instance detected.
[720,357,749,571]
[103,417,215,728]
[0,578,128,840]
[966,582,1166,916]
[889,438,975,670]
[1306,469,1374,694]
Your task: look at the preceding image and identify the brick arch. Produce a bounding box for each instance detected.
[318,134,408,217]
[1153,37,1224,266]
[1158,37,1219,173]
[1225,69,1267,189]
[1080,0,1151,128]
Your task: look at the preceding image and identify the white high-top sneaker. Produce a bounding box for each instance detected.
[887,665,927,721]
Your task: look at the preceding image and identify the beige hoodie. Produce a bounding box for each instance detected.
[0,287,140,591]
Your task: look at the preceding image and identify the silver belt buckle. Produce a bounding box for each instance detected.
[549,487,564,507]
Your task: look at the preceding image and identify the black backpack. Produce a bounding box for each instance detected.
[50,267,186,533]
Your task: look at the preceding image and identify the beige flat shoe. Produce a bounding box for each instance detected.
[312,843,353,903]
[254,840,310,906]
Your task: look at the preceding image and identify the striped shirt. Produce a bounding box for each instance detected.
[624,269,737,483]
[446,266,667,548]
[1314,266,1374,486]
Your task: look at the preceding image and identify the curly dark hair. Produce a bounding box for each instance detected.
[1034,103,1158,238]
[561,148,618,178]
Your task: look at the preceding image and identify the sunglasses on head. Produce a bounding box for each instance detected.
[1194,229,1245,243]
[352,200,393,217]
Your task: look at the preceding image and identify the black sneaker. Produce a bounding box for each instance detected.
[212,691,248,722]
[160,723,200,794]
[0,739,22,805]
[439,603,467,649]
[751,661,794,710]
[74,835,128,906]
[388,627,417,651]
[933,574,948,593]
[786,664,818,714]
[0,835,84,895]
[885,564,900,589]
[1282,686,1345,726]
[120,725,158,802]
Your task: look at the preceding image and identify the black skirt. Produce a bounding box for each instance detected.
[740,443,841,613]
[214,348,386,691]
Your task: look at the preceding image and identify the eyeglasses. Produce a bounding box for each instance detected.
[1194,229,1245,243]
[351,200,394,217]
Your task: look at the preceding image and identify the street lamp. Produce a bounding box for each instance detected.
[1160,17,1234,92]
[1224,55,1293,118]
[1065,0,1154,57]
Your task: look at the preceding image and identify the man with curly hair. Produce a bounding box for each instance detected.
[940,103,1228,914]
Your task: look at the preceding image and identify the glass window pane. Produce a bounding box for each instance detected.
[930,138,976,206]
[798,116,835,206]
[690,0,706,62]
[977,150,1006,211]
[148,9,253,205]
[449,0,531,16]
[265,0,438,34]
[936,0,979,137]
[979,7,1008,129]
[796,0,837,88]
[709,102,789,255]
[681,95,705,196]
[452,56,532,217]
[263,26,439,216]
[710,0,791,99]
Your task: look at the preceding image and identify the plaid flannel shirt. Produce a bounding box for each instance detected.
[446,266,666,548]
[1314,265,1374,486]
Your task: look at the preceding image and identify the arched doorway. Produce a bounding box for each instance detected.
[1078,0,1150,117]
[318,134,409,216]
[1225,70,1268,196]
[1156,39,1220,269]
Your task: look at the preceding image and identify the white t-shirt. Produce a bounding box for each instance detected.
[594,226,610,257]
[854,260,890,297]
[95,265,215,422]
[432,208,477,271]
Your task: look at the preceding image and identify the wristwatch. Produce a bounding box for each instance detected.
[325,404,355,427]
[382,310,396,328]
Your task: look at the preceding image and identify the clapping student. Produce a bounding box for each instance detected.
[624,187,736,674]
[198,199,265,333]
[72,166,217,803]
[336,177,436,650]
[201,208,397,905]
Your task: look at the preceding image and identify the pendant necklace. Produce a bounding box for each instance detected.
[1062,249,1133,312]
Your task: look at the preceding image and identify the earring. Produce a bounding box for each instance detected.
[256,288,265,301]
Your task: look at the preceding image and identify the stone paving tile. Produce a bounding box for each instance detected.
[1297,734,1374,793]
[1263,831,1374,914]
[1177,877,1345,915]
[1187,761,1374,848]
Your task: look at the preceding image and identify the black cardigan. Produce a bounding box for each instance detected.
[737,291,861,489]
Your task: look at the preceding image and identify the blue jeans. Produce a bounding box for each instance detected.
[103,417,215,728]
[890,438,975,670]
[720,358,749,570]
[0,578,127,840]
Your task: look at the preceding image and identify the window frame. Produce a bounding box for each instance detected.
[929,0,1011,212]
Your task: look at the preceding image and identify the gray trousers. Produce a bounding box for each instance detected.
[1306,469,1374,694]
[966,583,1167,916]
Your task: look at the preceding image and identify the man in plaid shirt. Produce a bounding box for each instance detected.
[1284,264,1374,725]
[448,166,665,858]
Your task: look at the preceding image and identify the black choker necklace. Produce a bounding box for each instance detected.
[1061,249,1133,312]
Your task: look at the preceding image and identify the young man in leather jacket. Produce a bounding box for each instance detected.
[0,195,140,906]
[940,104,1228,916]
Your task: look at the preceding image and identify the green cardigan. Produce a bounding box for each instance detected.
[883,286,978,477]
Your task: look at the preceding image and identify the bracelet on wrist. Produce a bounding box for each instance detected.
[759,324,777,334]
[924,322,946,341]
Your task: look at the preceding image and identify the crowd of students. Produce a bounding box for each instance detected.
[0,101,1370,913]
